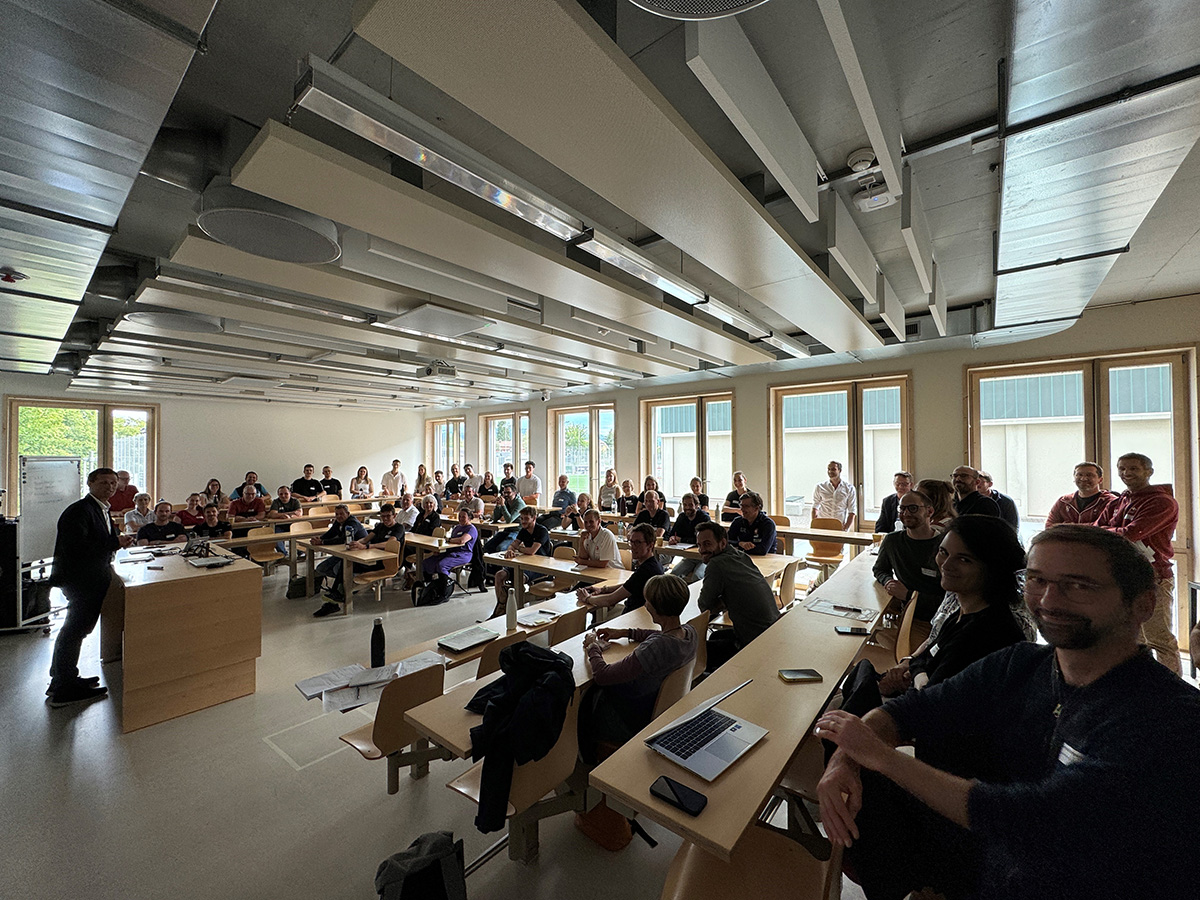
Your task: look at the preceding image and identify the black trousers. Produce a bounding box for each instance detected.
[49,574,111,689]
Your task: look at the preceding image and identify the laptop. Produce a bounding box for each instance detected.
[185,555,234,569]
[437,625,499,654]
[644,679,767,782]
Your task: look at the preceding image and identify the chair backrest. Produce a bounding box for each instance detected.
[552,545,575,560]
[505,696,581,815]
[894,593,922,663]
[652,656,697,718]
[288,521,309,533]
[807,517,847,558]
[685,610,710,679]
[618,548,632,570]
[768,514,792,555]
[476,630,529,678]
[776,560,799,610]
[432,526,446,539]
[378,537,402,578]
[547,606,588,645]
[246,525,279,562]
[370,662,445,756]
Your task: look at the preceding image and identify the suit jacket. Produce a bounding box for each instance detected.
[875,492,900,533]
[50,496,121,591]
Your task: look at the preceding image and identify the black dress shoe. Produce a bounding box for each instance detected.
[313,602,341,618]
[46,676,100,696]
[47,683,109,708]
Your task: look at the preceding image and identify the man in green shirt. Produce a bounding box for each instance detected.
[696,520,780,671]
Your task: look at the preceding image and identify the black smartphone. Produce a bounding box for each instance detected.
[650,775,707,816]
[778,668,823,683]
[835,626,870,636]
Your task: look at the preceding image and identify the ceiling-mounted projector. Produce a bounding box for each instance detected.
[853,181,896,213]
[626,0,774,19]
[417,362,457,378]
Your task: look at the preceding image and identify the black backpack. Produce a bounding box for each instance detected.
[375,831,466,900]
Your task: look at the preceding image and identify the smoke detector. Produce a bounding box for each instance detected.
[847,148,876,173]
[197,178,341,265]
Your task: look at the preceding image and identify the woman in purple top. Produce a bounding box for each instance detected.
[579,573,698,763]
[420,508,477,604]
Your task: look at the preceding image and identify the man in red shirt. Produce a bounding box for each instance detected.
[108,470,139,513]
[1096,452,1181,674]
[1045,461,1117,526]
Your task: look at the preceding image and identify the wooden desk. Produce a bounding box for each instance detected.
[475,519,520,536]
[776,524,875,559]
[403,532,445,582]
[100,548,262,732]
[588,552,887,862]
[484,551,630,608]
[299,540,394,614]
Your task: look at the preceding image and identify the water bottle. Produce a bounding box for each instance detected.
[506,587,517,632]
[345,523,354,548]
[370,617,385,668]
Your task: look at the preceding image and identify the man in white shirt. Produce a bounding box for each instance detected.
[463,463,483,492]
[574,508,623,569]
[458,484,484,519]
[395,492,419,528]
[381,459,406,498]
[515,460,542,505]
[812,460,857,530]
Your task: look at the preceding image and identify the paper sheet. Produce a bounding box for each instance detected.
[397,649,444,677]
[803,598,875,622]
[295,663,366,700]
[347,661,401,688]
[321,681,388,714]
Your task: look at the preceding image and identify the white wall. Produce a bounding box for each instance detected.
[2,373,423,503]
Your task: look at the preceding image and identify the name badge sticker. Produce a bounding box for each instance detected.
[921,567,938,577]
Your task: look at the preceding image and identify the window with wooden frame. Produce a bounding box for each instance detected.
[425,417,466,477]
[479,410,530,479]
[640,393,733,505]
[5,397,159,514]
[770,376,912,525]
[548,404,614,498]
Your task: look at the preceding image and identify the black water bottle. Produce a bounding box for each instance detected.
[370,616,385,668]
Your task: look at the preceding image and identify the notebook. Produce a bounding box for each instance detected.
[437,625,499,653]
[644,679,767,782]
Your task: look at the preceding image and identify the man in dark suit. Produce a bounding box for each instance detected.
[47,467,134,707]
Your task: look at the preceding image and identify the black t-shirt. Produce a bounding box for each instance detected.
[291,477,324,498]
[478,482,499,498]
[634,508,670,532]
[637,489,666,508]
[446,475,466,495]
[320,478,342,496]
[138,521,186,543]
[622,556,665,611]
[723,489,745,521]
[500,475,517,491]
[192,522,232,539]
[512,523,553,556]
[412,511,441,536]
[368,521,405,547]
[693,492,710,510]
[669,509,710,543]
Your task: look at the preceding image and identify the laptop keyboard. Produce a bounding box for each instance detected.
[654,709,735,759]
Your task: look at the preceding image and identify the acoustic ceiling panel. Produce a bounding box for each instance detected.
[0,205,110,305]
[0,333,59,362]
[0,292,79,338]
[353,0,881,352]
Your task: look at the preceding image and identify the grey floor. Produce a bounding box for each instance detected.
[2,570,864,900]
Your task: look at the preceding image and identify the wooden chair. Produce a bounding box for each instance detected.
[476,629,531,678]
[619,548,633,570]
[527,546,577,601]
[686,610,710,679]
[338,662,451,793]
[652,655,697,718]
[804,516,846,583]
[768,514,792,555]
[246,525,284,573]
[353,537,402,602]
[775,559,800,610]
[660,822,842,900]
[446,697,583,862]
[547,605,589,645]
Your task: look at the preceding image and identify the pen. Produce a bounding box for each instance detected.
[832,604,863,613]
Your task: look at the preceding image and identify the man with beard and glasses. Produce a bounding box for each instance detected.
[813,525,1200,900]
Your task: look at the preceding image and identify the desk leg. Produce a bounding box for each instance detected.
[288,539,298,579]
[512,562,526,609]
[342,560,355,616]
[306,550,315,597]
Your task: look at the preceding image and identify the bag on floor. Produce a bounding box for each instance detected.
[375,830,467,900]
[286,576,309,600]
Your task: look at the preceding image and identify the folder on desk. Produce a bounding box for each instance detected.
[437,625,499,653]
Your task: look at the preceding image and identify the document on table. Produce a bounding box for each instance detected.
[397,650,444,677]
[517,609,558,627]
[668,542,696,550]
[295,663,366,700]
[348,661,401,688]
[804,597,875,621]
[322,681,387,714]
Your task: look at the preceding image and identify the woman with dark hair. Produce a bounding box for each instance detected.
[916,478,955,532]
[838,515,1028,717]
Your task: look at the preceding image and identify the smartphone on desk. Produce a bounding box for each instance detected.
[834,626,870,636]
[650,775,707,816]
[778,668,823,683]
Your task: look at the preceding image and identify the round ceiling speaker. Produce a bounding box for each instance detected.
[196,180,341,265]
[626,0,773,19]
[124,310,224,334]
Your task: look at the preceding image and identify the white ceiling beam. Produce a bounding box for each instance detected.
[928,260,948,336]
[876,271,906,342]
[823,191,878,305]
[685,19,821,223]
[815,0,904,195]
[900,163,935,294]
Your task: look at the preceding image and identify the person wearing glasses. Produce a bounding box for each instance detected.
[872,489,945,621]
[815,525,1200,900]
[576,522,663,612]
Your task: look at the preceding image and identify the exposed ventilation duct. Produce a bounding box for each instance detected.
[86,263,151,302]
[139,127,224,194]
[197,179,342,265]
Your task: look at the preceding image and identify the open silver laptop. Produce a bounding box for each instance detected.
[644,679,767,782]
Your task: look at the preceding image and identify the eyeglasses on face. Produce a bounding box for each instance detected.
[1017,569,1116,603]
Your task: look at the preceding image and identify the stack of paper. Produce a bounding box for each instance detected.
[517,609,558,627]
[295,663,366,700]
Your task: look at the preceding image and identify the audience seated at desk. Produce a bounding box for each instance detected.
[577,522,663,612]
[573,508,623,570]
[429,471,448,509]
[200,477,230,512]
[688,476,710,515]
[394,492,419,528]
[176,493,205,527]
[463,463,483,493]
[231,470,268,500]
[635,475,666,515]
[266,485,303,554]
[420,507,477,605]
[137,500,187,545]
[123,492,154,534]
[614,479,637,516]
[815,525,1200,900]
[401,495,440,587]
[874,471,914,534]
[538,474,576,529]
[951,466,1001,519]
[695,520,780,671]
[1045,461,1116,526]
[320,466,342,500]
[491,506,553,617]
[457,484,484,520]
[844,515,1028,718]
[228,489,267,524]
[978,471,1019,531]
[872,489,945,621]
[813,460,857,531]
[349,466,375,499]
[516,460,542,506]
[726,490,776,555]
[290,464,325,502]
[579,574,698,764]
[444,463,465,499]
[481,484,524,556]
[558,492,594,532]
[381,459,407,498]
[666,492,710,583]
[917,478,956,532]
[721,470,750,522]
[632,490,670,539]
[191,504,232,540]
[109,470,139,513]
[477,470,499,499]
[311,504,370,617]
[412,463,431,496]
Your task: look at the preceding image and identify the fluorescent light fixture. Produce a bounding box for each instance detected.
[570,227,706,305]
[294,57,585,242]
[694,296,770,339]
[495,344,585,369]
[370,320,499,352]
[760,331,811,359]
